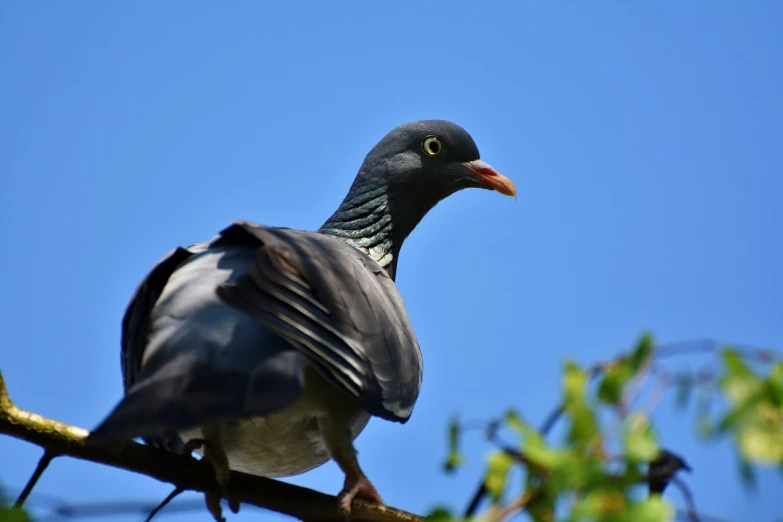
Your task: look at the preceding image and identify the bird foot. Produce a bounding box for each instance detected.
[182,437,240,521]
[203,487,239,522]
[205,490,225,522]
[338,473,384,516]
[204,442,241,521]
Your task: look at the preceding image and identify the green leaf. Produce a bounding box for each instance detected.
[629,333,655,372]
[620,460,647,488]
[738,425,783,463]
[443,415,463,473]
[598,360,633,406]
[562,360,600,447]
[554,453,612,492]
[596,334,654,408]
[716,352,783,467]
[567,402,600,447]
[626,497,675,522]
[722,349,754,378]
[768,362,783,405]
[425,506,454,522]
[720,350,762,406]
[717,387,766,433]
[0,508,30,522]
[527,489,556,522]
[442,452,462,473]
[624,413,659,463]
[484,450,515,503]
[563,360,589,405]
[505,408,526,434]
[570,489,627,520]
[519,423,565,470]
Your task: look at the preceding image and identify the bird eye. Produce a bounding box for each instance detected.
[422,136,443,157]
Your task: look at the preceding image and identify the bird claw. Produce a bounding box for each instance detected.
[337,473,384,516]
[205,489,226,522]
[183,437,240,521]
[227,495,240,514]
[181,437,210,455]
[203,485,239,522]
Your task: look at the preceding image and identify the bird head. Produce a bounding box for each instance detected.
[321,120,516,279]
[357,120,517,201]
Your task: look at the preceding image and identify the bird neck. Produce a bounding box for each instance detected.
[318,182,400,279]
[319,158,456,279]
[319,178,444,281]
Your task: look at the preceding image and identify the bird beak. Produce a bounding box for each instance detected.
[462,159,517,199]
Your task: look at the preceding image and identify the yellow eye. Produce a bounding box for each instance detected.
[422,136,443,157]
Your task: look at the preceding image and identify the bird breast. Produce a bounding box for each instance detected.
[178,368,372,478]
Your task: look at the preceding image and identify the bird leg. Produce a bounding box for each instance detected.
[338,470,383,516]
[186,424,240,522]
[319,415,383,516]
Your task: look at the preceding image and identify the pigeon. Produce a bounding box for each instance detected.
[87,120,517,517]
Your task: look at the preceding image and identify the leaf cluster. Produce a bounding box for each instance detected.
[432,334,782,522]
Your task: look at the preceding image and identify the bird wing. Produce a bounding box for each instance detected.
[216,221,423,423]
[89,234,305,446]
[121,245,195,392]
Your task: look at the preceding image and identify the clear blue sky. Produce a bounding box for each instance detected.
[1,2,781,521]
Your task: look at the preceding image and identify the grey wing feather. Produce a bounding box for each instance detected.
[216,221,423,423]
[121,246,194,392]
[88,234,305,446]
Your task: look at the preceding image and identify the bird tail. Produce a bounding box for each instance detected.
[86,356,305,446]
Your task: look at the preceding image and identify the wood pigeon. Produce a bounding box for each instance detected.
[87,120,516,517]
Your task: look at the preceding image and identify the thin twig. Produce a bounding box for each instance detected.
[463,486,488,520]
[537,405,564,436]
[639,366,671,418]
[14,450,57,508]
[488,489,540,522]
[144,487,184,522]
[655,339,779,362]
[33,498,231,521]
[620,358,655,416]
[672,476,700,522]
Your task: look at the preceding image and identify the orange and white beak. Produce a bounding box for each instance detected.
[462,159,517,199]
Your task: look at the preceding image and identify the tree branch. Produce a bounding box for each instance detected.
[0,369,421,522]
[486,488,541,522]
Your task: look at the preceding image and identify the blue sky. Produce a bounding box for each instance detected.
[1,2,781,521]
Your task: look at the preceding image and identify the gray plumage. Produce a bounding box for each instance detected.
[87,120,516,514]
[216,223,422,422]
[91,221,421,478]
